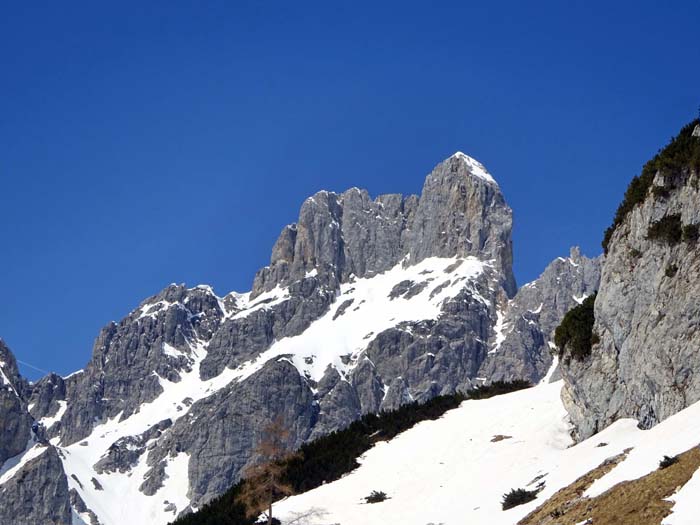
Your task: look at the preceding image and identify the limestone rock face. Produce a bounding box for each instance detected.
[143,359,317,508]
[478,247,601,383]
[200,276,336,381]
[252,153,516,298]
[405,154,516,296]
[0,340,31,465]
[60,284,227,446]
[561,165,700,440]
[0,446,72,525]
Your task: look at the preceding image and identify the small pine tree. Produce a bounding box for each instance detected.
[501,488,538,510]
[239,417,297,525]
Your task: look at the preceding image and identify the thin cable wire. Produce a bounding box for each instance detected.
[16,359,51,375]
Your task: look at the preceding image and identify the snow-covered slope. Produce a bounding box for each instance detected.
[275,376,700,525]
[46,255,493,525]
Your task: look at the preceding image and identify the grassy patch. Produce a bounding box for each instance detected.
[519,445,700,525]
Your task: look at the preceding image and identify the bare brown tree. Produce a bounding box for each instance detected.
[238,417,297,525]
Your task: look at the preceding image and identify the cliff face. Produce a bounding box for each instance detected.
[561,120,700,440]
[252,152,516,298]
[0,151,600,524]
[0,340,75,525]
[479,247,601,384]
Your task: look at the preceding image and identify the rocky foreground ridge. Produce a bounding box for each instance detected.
[560,119,700,440]
[0,152,600,525]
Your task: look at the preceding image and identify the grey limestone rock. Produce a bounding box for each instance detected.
[561,166,700,440]
[405,154,516,296]
[310,369,362,440]
[70,488,101,525]
[200,275,336,380]
[0,340,32,466]
[94,418,172,474]
[251,153,516,298]
[142,359,317,507]
[0,446,72,525]
[479,247,601,383]
[60,284,225,445]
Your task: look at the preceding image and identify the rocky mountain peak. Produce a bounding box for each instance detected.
[252,151,515,298]
[0,338,21,390]
[0,340,32,467]
[407,152,515,295]
[447,151,499,185]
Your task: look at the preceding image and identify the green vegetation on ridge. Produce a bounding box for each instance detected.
[554,293,598,361]
[602,119,700,254]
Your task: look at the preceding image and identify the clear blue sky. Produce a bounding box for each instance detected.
[2,1,699,380]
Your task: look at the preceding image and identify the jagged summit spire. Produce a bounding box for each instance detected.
[448,151,498,185]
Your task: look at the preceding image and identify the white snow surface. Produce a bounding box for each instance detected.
[450,152,498,185]
[489,308,509,354]
[39,399,68,433]
[275,380,700,525]
[572,293,589,305]
[58,339,245,525]
[665,465,700,525]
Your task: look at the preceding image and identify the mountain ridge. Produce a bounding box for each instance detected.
[0,151,599,524]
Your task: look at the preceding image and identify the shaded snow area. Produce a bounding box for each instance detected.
[39,400,68,431]
[48,256,490,525]
[275,381,700,525]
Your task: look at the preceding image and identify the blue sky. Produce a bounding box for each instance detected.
[2,1,699,380]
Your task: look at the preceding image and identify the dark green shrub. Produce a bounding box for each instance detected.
[554,294,597,361]
[602,119,700,254]
[364,490,388,504]
[602,172,655,253]
[683,223,699,243]
[501,488,538,510]
[665,264,678,278]
[467,379,532,399]
[659,455,679,469]
[651,185,671,199]
[647,214,682,244]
